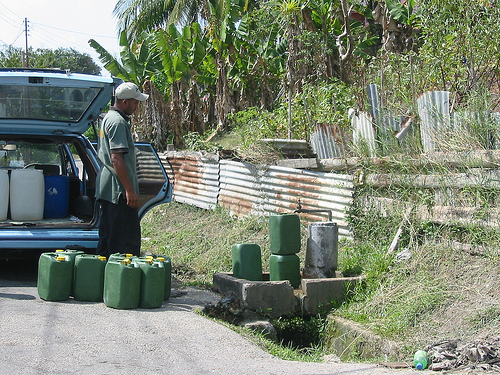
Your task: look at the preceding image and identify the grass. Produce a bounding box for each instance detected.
[141,202,325,361]
[215,319,327,362]
[141,202,310,286]
[142,200,500,362]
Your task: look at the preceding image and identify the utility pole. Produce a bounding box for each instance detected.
[24,18,29,68]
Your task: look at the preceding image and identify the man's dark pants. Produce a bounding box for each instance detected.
[96,196,141,258]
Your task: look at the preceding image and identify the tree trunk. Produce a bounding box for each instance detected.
[286,13,301,138]
[170,81,184,148]
[131,80,171,151]
[185,78,205,135]
[260,71,273,110]
[215,55,234,130]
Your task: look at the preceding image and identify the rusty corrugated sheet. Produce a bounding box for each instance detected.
[310,123,342,159]
[262,166,353,238]
[161,152,354,238]
[417,91,450,152]
[218,161,354,238]
[159,151,219,210]
[218,160,263,217]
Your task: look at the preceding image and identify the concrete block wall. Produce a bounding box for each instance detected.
[213,272,364,317]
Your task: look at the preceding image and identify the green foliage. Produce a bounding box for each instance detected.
[84,126,97,142]
[353,0,500,159]
[345,192,402,246]
[468,306,500,330]
[338,239,391,280]
[228,323,325,362]
[385,0,421,26]
[301,80,356,128]
[227,107,286,144]
[183,132,223,153]
[153,23,210,85]
[90,31,161,84]
[0,46,101,75]
[272,315,327,351]
[415,220,500,250]
[226,80,355,145]
[408,0,500,104]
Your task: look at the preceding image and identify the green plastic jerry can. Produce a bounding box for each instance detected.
[134,256,165,309]
[73,254,107,302]
[269,253,301,288]
[156,256,172,300]
[103,258,141,309]
[37,252,73,301]
[269,214,301,255]
[231,243,262,281]
[55,249,84,295]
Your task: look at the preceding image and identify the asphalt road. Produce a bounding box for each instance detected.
[0,260,421,375]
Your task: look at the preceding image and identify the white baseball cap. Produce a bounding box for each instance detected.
[115,82,149,101]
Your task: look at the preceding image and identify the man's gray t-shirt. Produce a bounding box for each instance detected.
[95,108,139,204]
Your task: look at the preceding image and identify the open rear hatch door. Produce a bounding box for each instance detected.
[0,69,120,135]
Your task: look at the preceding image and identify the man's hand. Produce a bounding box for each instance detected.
[125,189,139,208]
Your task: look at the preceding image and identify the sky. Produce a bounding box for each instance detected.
[0,0,122,76]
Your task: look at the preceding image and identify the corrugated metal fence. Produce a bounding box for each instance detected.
[310,89,500,159]
[159,151,219,210]
[159,151,354,238]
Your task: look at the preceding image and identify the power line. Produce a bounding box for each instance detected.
[0,10,24,45]
[0,11,22,29]
[31,23,96,53]
[7,29,24,46]
[0,0,117,47]
[0,1,119,68]
[31,21,117,39]
[0,1,22,21]
[29,30,64,49]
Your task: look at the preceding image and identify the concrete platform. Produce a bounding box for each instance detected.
[213,272,364,317]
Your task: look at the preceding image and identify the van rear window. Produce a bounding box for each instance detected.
[0,85,101,122]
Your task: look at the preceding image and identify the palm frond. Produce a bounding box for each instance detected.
[88,39,132,80]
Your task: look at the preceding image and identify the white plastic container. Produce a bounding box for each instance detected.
[0,170,8,220]
[10,169,45,221]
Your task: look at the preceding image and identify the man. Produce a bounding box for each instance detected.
[95,82,149,258]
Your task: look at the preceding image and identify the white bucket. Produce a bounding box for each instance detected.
[0,170,8,221]
[10,169,45,221]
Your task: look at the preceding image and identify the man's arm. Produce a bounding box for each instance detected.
[111,152,139,208]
